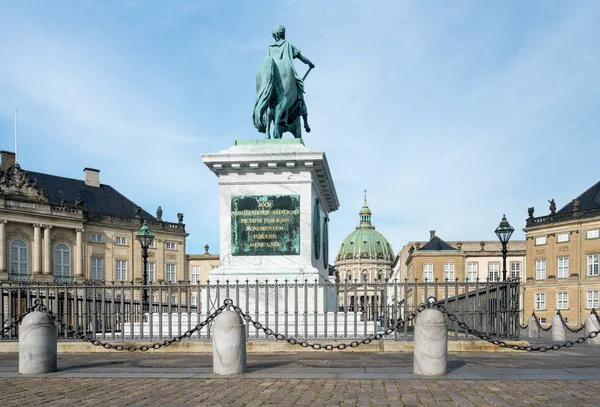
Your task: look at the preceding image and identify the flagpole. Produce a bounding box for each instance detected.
[14,109,18,164]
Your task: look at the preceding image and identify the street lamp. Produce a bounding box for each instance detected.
[495,215,514,282]
[136,220,155,315]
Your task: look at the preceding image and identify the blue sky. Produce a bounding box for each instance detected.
[1,1,599,256]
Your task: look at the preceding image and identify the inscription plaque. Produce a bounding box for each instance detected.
[231,195,300,256]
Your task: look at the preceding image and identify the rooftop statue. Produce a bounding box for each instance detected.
[252,25,315,139]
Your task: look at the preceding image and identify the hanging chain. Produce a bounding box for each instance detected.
[1,299,45,336]
[534,316,553,332]
[37,300,229,352]
[558,312,585,333]
[230,301,428,350]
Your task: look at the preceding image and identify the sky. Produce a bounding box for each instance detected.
[0,1,599,256]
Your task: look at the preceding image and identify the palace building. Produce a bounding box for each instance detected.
[0,150,188,284]
[523,181,600,325]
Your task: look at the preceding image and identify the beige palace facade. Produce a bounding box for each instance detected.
[523,182,600,325]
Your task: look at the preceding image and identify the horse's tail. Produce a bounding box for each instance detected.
[252,57,278,133]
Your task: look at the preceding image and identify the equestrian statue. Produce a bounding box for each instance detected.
[252,25,315,139]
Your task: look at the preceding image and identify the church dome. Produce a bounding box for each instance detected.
[336,200,394,261]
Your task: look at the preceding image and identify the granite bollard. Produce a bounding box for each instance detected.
[527,315,540,339]
[213,310,246,375]
[551,314,566,342]
[584,314,600,346]
[19,311,57,374]
[413,308,447,376]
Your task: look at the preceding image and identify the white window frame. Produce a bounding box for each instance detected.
[488,262,499,282]
[557,233,569,243]
[467,262,478,281]
[166,263,176,282]
[556,291,569,310]
[116,260,127,281]
[423,263,434,281]
[557,257,569,279]
[191,265,201,283]
[91,258,103,280]
[191,295,198,307]
[147,262,155,282]
[90,233,103,243]
[588,254,599,277]
[9,239,28,281]
[115,236,128,246]
[535,259,547,280]
[535,292,546,310]
[535,236,547,246]
[510,262,521,280]
[444,262,455,281]
[587,290,599,309]
[587,229,600,239]
[165,241,177,250]
[148,239,156,249]
[539,317,547,324]
[54,243,71,282]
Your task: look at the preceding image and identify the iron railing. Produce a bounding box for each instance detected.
[0,280,520,342]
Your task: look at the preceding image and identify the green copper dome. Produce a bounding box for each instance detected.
[336,201,394,261]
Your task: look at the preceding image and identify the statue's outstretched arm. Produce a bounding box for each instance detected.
[296,53,315,69]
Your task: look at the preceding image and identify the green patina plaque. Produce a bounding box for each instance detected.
[231,195,300,256]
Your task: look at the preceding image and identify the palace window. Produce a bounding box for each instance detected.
[557,291,569,310]
[191,296,198,307]
[587,229,600,239]
[115,236,127,245]
[587,290,599,309]
[91,258,103,280]
[165,241,177,250]
[467,263,478,281]
[116,260,127,281]
[444,263,455,281]
[148,239,156,249]
[166,264,176,282]
[147,262,155,282]
[54,244,71,283]
[535,259,547,280]
[488,263,499,282]
[535,292,546,310]
[377,270,384,281]
[510,262,521,280]
[361,270,368,282]
[9,240,28,281]
[539,317,547,324]
[557,233,569,243]
[535,236,547,246]
[557,257,569,279]
[90,234,103,243]
[588,254,599,277]
[423,263,433,281]
[191,266,200,283]
[347,271,353,282]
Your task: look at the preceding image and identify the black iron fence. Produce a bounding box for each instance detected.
[1,280,520,341]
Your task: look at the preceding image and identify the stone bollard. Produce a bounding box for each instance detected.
[584,314,600,346]
[414,308,447,376]
[213,310,246,375]
[19,311,57,374]
[551,314,566,342]
[527,315,540,339]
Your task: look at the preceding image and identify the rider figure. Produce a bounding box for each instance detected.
[268,25,314,133]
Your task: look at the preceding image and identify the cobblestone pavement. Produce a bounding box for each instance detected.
[1,377,599,406]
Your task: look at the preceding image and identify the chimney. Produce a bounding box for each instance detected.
[429,230,436,240]
[1,151,16,170]
[83,168,100,187]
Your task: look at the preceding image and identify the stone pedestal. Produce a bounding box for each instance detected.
[413,309,447,376]
[585,314,600,346]
[213,310,246,375]
[526,315,540,339]
[19,311,57,374]
[202,139,339,313]
[551,314,566,342]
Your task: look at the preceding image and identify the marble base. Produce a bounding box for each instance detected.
[551,315,566,342]
[585,315,600,346]
[213,310,246,375]
[19,311,57,374]
[526,316,540,339]
[413,309,447,376]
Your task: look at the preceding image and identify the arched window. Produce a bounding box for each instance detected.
[361,270,368,282]
[54,243,71,282]
[347,271,353,282]
[9,240,28,281]
[377,270,384,281]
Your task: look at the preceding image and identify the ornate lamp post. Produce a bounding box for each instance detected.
[136,221,155,314]
[495,215,514,282]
